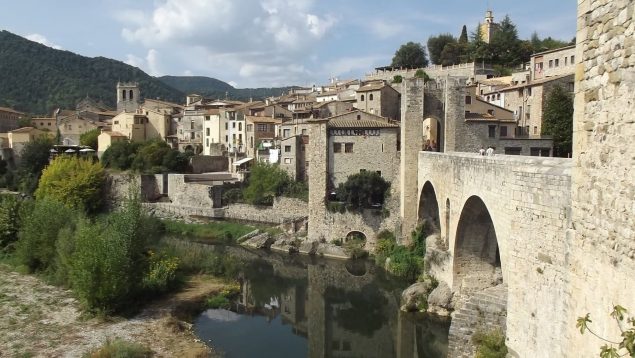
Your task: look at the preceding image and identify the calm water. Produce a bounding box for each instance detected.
[193,247,449,358]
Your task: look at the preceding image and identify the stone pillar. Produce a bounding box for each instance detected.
[565,0,635,356]
[443,77,465,152]
[307,119,329,242]
[400,78,425,242]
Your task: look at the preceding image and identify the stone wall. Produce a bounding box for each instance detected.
[105,173,164,208]
[417,152,572,357]
[224,197,308,224]
[567,0,635,355]
[190,155,228,174]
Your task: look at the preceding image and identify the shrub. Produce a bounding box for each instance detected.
[283,180,309,202]
[472,329,508,358]
[17,137,53,194]
[222,188,243,205]
[205,294,231,309]
[414,69,431,82]
[84,338,152,358]
[335,171,391,210]
[387,245,422,281]
[374,230,396,265]
[343,237,368,259]
[392,75,403,83]
[0,195,24,250]
[142,250,180,294]
[35,156,106,214]
[15,199,75,273]
[70,199,149,313]
[101,140,141,170]
[243,163,290,205]
[79,128,100,150]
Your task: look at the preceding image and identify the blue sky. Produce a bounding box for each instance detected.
[0,0,577,88]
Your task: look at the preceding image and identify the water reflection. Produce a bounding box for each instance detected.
[194,248,449,358]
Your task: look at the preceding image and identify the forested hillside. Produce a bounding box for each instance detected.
[159,76,294,101]
[0,30,184,115]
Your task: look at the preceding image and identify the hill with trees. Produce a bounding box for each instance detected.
[0,30,184,115]
[158,75,295,101]
[426,15,573,71]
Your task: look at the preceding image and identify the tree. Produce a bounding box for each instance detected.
[577,306,635,357]
[440,43,463,66]
[391,42,429,69]
[335,171,391,210]
[79,128,100,150]
[17,137,53,193]
[542,85,573,158]
[35,156,106,213]
[101,140,141,170]
[458,25,468,44]
[468,23,490,62]
[243,163,291,205]
[427,34,456,65]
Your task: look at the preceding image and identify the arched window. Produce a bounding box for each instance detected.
[360,94,365,101]
[369,94,374,101]
[122,90,127,100]
[129,90,134,100]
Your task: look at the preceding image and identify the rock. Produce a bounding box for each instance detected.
[241,233,274,249]
[427,282,453,309]
[270,238,297,254]
[236,229,261,243]
[298,240,319,255]
[400,281,434,312]
[315,243,348,259]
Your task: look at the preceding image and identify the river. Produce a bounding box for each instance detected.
[191,246,449,358]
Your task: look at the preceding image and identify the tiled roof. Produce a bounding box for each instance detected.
[0,107,23,115]
[327,111,398,129]
[10,127,37,133]
[465,113,515,122]
[245,115,282,124]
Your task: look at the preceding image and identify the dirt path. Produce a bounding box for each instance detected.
[0,265,227,357]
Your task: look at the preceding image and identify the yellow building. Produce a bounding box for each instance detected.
[479,10,500,44]
[8,127,55,162]
[97,131,127,158]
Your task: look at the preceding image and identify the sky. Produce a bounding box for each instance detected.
[0,0,577,88]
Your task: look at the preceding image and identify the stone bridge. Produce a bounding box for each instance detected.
[416,151,573,357]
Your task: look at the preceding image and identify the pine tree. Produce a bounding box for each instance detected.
[542,85,573,158]
[459,25,468,44]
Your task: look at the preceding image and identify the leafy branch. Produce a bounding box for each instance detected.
[577,306,635,357]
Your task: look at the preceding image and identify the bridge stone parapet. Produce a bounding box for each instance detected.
[417,151,572,357]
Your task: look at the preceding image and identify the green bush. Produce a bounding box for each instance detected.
[101,139,190,173]
[283,180,309,202]
[84,338,152,358]
[343,237,368,259]
[142,250,179,294]
[35,156,106,214]
[243,163,290,205]
[374,230,396,265]
[16,137,53,194]
[80,128,100,150]
[101,140,141,170]
[0,195,24,250]
[222,188,243,205]
[335,171,391,210]
[472,329,508,358]
[15,199,75,273]
[158,239,243,278]
[70,199,150,313]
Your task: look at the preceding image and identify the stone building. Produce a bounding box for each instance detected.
[8,127,55,162]
[31,117,56,131]
[355,81,400,121]
[531,44,576,81]
[58,112,110,145]
[116,82,140,113]
[244,115,281,162]
[0,106,23,133]
[482,73,574,136]
[97,131,127,158]
[279,134,308,181]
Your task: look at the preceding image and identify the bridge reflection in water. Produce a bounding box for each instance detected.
[192,244,449,358]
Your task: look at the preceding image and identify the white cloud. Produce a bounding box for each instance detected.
[123,49,163,76]
[124,53,144,68]
[368,20,406,39]
[117,0,336,86]
[321,55,386,77]
[25,33,62,50]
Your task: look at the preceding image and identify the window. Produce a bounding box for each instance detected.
[488,125,496,138]
[284,158,291,164]
[206,128,210,136]
[549,60,553,68]
[122,90,126,100]
[565,57,568,66]
[205,116,210,121]
[360,94,365,101]
[526,105,531,119]
[345,143,353,153]
[527,87,532,96]
[225,123,228,130]
[239,122,242,131]
[114,121,119,125]
[465,95,472,104]
[285,145,292,152]
[555,59,559,67]
[206,138,209,147]
[505,147,522,155]
[518,89,523,96]
[232,122,236,128]
[571,55,575,64]
[356,114,361,120]
[333,143,342,153]
[369,93,374,101]
[497,94,501,100]
[225,135,228,143]
[257,124,268,132]
[500,126,508,137]
[283,129,290,137]
[534,126,538,134]
[47,122,51,126]
[487,109,495,116]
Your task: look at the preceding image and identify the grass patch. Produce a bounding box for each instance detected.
[472,329,508,358]
[162,219,255,243]
[205,286,241,309]
[84,338,152,358]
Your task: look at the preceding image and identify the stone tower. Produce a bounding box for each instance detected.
[307,118,329,242]
[117,82,140,113]
[399,78,425,242]
[566,0,635,354]
[479,10,498,44]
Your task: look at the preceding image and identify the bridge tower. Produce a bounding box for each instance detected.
[399,78,425,241]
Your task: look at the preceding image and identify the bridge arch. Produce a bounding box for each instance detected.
[453,195,503,293]
[418,181,440,232]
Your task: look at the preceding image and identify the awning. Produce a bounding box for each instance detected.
[233,157,253,166]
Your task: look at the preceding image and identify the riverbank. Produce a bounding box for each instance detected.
[0,264,228,357]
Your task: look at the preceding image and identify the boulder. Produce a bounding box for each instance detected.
[316,243,348,259]
[241,233,274,249]
[271,238,298,254]
[427,282,453,309]
[298,240,319,255]
[401,281,434,312]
